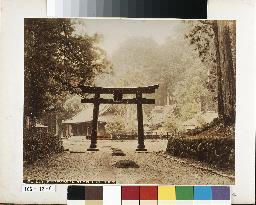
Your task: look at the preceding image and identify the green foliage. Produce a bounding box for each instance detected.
[110,36,198,89]
[23,128,63,163]
[186,21,215,63]
[167,136,234,169]
[109,34,214,123]
[62,95,87,120]
[105,116,126,134]
[24,19,111,119]
[163,114,180,134]
[167,118,235,168]
[186,20,236,125]
[173,65,213,120]
[179,103,199,121]
[185,20,217,94]
[110,37,160,87]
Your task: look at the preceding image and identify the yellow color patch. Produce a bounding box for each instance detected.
[158,186,176,200]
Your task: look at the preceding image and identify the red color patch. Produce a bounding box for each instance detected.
[122,186,140,200]
[140,186,158,200]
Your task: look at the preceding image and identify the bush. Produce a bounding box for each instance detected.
[166,136,234,169]
[23,128,63,164]
[105,116,126,134]
[163,113,181,135]
[113,160,139,168]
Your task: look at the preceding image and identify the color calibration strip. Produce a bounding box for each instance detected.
[47,0,207,18]
[67,186,230,205]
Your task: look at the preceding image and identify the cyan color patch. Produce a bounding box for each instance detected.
[194,186,212,200]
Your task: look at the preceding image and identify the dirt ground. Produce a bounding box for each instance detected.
[23,137,235,184]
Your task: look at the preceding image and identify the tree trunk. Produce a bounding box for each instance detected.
[216,20,236,125]
[212,21,225,119]
[55,114,63,137]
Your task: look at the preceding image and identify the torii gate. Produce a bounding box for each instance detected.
[80,84,159,151]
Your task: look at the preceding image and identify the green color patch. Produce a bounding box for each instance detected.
[175,186,194,200]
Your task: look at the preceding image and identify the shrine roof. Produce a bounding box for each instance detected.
[62,104,112,124]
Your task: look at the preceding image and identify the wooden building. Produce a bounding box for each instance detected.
[62,105,113,138]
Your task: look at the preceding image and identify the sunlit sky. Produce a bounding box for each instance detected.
[75,19,186,55]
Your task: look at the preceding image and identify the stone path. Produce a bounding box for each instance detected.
[23,137,235,184]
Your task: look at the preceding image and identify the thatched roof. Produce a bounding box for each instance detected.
[62,104,112,124]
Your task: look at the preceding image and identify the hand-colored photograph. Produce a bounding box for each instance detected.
[23,19,235,184]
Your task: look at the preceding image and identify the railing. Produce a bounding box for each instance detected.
[110,132,174,140]
[64,132,179,140]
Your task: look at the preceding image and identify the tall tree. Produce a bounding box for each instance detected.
[24,19,111,125]
[214,21,236,124]
[186,20,236,125]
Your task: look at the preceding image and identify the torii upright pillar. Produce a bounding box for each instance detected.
[136,92,147,151]
[87,93,100,151]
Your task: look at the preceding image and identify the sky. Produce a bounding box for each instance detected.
[74,19,186,55]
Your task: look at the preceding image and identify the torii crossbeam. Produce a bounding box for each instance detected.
[80,84,159,151]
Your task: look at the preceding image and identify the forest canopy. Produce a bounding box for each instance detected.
[24,19,111,122]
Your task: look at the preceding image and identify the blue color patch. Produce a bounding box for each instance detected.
[194,186,212,200]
